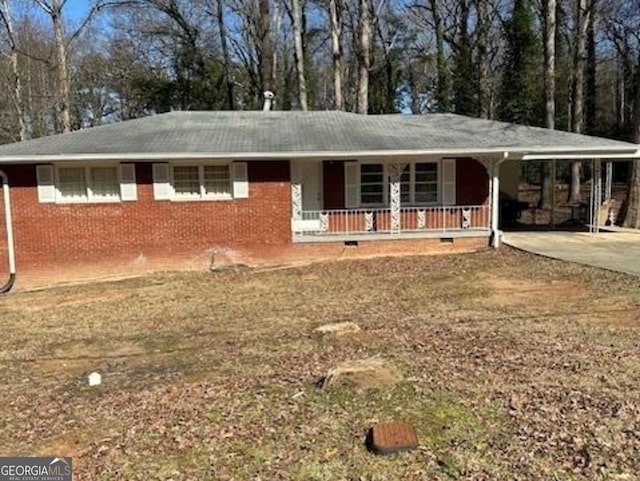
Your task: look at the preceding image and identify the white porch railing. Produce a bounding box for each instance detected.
[292,205,490,241]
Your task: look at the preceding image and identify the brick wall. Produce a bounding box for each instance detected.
[0,158,491,288]
[0,161,291,282]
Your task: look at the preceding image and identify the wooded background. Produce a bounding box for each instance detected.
[0,0,638,224]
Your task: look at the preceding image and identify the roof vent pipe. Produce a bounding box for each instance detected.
[0,169,16,294]
[263,91,275,111]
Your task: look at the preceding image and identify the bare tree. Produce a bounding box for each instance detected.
[569,0,591,203]
[0,0,26,140]
[356,0,371,114]
[329,0,344,109]
[540,0,557,209]
[290,0,307,109]
[215,0,235,110]
[475,0,490,119]
[623,53,640,228]
[258,0,273,93]
[32,0,72,133]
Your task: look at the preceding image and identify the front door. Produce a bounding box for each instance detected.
[299,161,322,211]
[292,161,323,233]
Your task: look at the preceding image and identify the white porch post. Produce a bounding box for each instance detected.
[594,158,602,233]
[388,163,406,234]
[605,161,613,200]
[491,160,501,248]
[291,162,302,221]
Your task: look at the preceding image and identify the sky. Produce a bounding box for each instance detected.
[64,0,91,22]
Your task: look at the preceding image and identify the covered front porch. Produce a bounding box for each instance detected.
[290,157,500,244]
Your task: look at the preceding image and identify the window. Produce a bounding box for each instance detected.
[57,166,120,202]
[357,161,440,207]
[58,167,88,201]
[204,165,231,197]
[360,164,384,205]
[171,164,232,200]
[173,166,200,198]
[90,167,120,200]
[414,163,438,203]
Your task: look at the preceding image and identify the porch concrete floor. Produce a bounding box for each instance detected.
[503,230,640,277]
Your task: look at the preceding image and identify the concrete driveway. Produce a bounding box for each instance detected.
[503,230,640,277]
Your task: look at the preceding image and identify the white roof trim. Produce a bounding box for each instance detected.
[520,149,640,161]
[0,147,637,163]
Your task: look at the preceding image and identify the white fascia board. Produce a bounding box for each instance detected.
[520,149,640,161]
[0,146,637,163]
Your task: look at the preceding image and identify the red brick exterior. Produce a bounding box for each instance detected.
[0,158,491,288]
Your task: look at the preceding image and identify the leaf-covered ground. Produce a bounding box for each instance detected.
[1,248,639,480]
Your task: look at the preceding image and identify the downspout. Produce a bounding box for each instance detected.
[0,169,16,293]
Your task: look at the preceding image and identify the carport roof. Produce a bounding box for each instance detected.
[0,111,637,162]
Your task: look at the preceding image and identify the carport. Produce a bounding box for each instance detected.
[503,229,640,277]
[508,155,638,233]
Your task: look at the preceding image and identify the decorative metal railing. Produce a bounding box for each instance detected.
[292,205,490,240]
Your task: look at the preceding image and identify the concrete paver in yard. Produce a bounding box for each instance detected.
[503,231,640,277]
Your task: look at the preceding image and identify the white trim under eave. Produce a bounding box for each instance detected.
[520,150,640,161]
[0,147,637,163]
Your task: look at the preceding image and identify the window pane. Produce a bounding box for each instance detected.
[173,166,200,196]
[58,167,87,200]
[415,163,437,183]
[415,183,438,203]
[90,167,119,199]
[360,164,384,204]
[414,163,438,203]
[400,165,410,203]
[203,165,231,197]
[362,194,384,204]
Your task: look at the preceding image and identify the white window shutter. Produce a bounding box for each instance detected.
[344,162,359,208]
[119,164,137,201]
[442,159,456,205]
[36,165,55,203]
[232,162,249,198]
[153,163,172,200]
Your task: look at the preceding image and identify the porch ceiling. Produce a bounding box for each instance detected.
[0,111,637,162]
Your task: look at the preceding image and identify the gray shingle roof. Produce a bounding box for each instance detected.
[0,111,636,161]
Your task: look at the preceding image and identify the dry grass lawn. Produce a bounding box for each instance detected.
[1,248,640,480]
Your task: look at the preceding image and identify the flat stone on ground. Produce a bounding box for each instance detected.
[313,322,361,336]
[366,422,419,455]
[321,357,402,390]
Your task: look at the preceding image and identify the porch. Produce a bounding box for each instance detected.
[292,205,490,242]
[290,158,497,243]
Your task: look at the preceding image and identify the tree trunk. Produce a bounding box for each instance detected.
[259,0,273,94]
[52,0,71,133]
[430,0,449,112]
[543,0,556,130]
[329,0,343,110]
[476,0,490,119]
[540,0,556,209]
[291,0,308,110]
[585,0,597,134]
[569,0,590,203]
[2,0,26,140]
[216,0,235,110]
[356,0,371,114]
[623,61,640,228]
